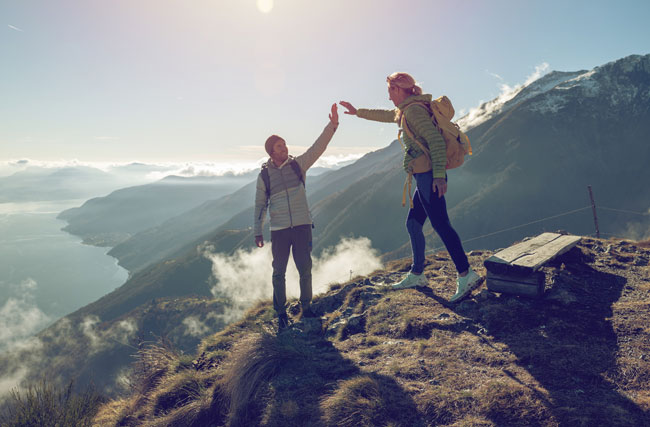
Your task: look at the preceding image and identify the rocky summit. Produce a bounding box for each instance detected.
[93,236,650,426]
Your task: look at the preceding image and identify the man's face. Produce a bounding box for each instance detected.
[271,139,289,163]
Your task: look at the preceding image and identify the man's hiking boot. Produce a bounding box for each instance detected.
[450,269,483,303]
[277,313,289,332]
[301,305,318,319]
[392,272,427,290]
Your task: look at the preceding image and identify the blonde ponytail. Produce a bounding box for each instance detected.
[387,72,422,95]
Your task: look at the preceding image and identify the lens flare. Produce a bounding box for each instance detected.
[256,0,273,14]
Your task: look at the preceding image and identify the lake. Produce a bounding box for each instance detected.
[0,200,128,351]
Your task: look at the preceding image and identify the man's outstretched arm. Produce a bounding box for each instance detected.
[295,103,339,173]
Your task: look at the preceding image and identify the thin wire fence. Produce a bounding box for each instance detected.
[423,203,649,255]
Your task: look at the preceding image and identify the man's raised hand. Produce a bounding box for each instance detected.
[329,103,339,125]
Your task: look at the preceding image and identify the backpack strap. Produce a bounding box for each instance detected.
[260,162,272,199]
[258,162,271,221]
[399,103,432,159]
[398,103,434,210]
[288,158,305,187]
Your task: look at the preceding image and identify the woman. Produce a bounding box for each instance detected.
[339,72,481,303]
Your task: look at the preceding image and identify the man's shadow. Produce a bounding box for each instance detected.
[471,248,648,425]
[224,321,424,427]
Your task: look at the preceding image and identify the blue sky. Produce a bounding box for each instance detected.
[1,0,649,165]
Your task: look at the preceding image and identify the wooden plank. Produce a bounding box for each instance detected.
[512,235,581,270]
[486,276,544,297]
[486,232,561,265]
[486,270,545,286]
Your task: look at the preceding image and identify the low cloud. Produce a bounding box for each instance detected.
[81,315,137,354]
[0,279,51,353]
[8,24,24,32]
[619,210,650,241]
[182,316,211,337]
[313,153,366,169]
[0,336,44,398]
[458,63,550,131]
[204,237,382,321]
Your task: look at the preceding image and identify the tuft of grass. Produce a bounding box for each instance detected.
[220,332,311,426]
[320,374,419,427]
[415,386,476,425]
[475,380,554,426]
[150,370,204,416]
[144,384,217,427]
[0,379,104,427]
[131,341,179,396]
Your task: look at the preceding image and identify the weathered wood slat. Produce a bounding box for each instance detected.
[486,232,561,265]
[486,270,545,286]
[512,235,582,270]
[486,277,544,297]
[484,233,582,274]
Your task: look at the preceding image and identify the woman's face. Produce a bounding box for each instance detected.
[388,84,406,106]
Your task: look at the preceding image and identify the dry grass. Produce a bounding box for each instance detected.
[92,239,650,426]
[219,332,302,425]
[320,375,419,427]
[635,239,650,248]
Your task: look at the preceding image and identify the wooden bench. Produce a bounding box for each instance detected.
[483,232,582,297]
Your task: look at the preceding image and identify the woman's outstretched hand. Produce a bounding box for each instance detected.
[339,101,357,115]
[329,103,339,125]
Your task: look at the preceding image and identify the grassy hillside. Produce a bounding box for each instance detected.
[93,237,650,426]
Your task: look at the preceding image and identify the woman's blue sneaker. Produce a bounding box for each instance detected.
[450,269,483,303]
[392,272,427,290]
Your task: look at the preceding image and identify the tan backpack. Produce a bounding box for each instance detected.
[399,95,472,170]
[397,96,472,207]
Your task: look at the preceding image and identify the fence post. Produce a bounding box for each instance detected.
[588,185,600,238]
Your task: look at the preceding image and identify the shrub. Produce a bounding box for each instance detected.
[0,379,104,427]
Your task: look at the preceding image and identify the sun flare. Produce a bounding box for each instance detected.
[257,0,273,14]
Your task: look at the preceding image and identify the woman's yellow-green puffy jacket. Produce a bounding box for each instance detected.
[356,94,447,179]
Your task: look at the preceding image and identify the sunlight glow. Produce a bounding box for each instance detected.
[256,0,274,14]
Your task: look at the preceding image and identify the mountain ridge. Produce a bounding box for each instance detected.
[92,236,650,426]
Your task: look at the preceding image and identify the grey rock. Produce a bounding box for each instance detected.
[295,317,322,335]
[458,300,478,312]
[478,289,495,301]
[545,288,578,305]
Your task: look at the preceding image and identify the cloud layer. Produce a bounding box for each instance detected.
[204,237,382,321]
[0,279,50,353]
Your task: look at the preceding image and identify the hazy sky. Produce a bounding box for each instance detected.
[2,0,648,164]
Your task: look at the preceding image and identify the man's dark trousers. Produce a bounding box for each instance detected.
[271,224,312,313]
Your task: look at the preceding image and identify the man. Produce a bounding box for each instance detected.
[254,103,339,331]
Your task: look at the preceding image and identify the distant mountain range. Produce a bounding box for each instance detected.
[0,166,121,203]
[6,54,648,396]
[58,172,257,246]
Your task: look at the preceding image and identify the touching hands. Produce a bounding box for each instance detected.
[339,101,357,115]
[329,103,339,125]
[433,178,447,198]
